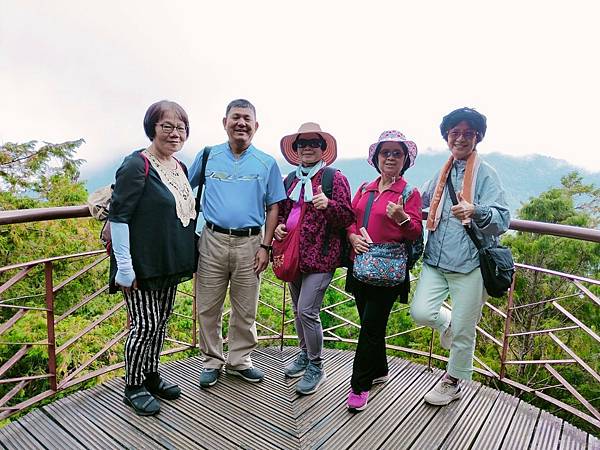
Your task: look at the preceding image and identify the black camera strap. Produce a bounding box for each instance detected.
[445,176,483,251]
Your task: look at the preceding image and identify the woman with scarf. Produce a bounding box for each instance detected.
[275,122,354,395]
[345,130,423,412]
[410,107,510,406]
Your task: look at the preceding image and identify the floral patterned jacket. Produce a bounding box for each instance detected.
[277,168,355,273]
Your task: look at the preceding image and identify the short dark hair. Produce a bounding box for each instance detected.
[143,100,190,141]
[225,99,256,118]
[440,107,487,143]
[372,142,410,175]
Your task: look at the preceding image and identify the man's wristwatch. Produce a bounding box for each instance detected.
[260,244,273,252]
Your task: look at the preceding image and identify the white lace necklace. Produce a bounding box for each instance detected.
[143,149,196,227]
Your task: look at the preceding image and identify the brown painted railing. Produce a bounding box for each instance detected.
[1,206,599,432]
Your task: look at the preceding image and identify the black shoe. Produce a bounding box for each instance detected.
[123,385,160,416]
[144,372,181,400]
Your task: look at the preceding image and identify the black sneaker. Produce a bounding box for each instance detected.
[226,366,264,383]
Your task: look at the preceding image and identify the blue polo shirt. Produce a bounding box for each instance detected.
[189,142,286,229]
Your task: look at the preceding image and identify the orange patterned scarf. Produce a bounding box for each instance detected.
[426,151,479,231]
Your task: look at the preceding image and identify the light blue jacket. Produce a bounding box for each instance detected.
[421,157,510,274]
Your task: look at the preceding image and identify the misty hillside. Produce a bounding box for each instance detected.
[83,152,600,218]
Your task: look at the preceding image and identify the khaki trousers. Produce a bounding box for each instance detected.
[195,228,261,370]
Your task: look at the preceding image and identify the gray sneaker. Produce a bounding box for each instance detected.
[199,368,220,388]
[424,376,462,406]
[296,362,326,395]
[284,351,309,378]
[226,366,265,383]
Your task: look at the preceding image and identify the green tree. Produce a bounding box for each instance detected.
[0,140,85,196]
[0,140,95,266]
[500,172,600,429]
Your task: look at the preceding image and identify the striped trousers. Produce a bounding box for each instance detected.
[123,286,177,386]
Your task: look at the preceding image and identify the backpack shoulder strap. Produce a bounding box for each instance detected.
[199,146,211,186]
[318,166,340,257]
[320,166,337,198]
[195,146,212,213]
[138,151,150,177]
[284,170,296,193]
[402,182,414,203]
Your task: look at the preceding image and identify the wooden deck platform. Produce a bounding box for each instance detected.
[1,347,598,449]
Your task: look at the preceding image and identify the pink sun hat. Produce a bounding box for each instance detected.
[280,122,337,166]
[368,130,418,172]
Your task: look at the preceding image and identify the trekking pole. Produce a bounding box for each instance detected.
[280,282,287,352]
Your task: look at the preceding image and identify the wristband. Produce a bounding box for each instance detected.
[260,244,273,252]
[397,217,410,227]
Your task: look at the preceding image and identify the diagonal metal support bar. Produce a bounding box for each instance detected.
[552,301,600,344]
[56,300,125,355]
[548,332,600,384]
[545,363,600,421]
[0,265,35,296]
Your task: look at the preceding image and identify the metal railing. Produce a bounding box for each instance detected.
[1,206,599,432]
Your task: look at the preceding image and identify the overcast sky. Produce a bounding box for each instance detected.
[1,0,599,179]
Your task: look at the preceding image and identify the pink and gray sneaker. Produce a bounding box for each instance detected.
[347,390,369,411]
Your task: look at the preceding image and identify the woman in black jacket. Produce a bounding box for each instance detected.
[108,100,196,416]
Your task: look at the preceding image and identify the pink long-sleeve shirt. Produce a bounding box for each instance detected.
[348,177,423,248]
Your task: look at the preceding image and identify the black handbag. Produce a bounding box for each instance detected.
[446,177,515,298]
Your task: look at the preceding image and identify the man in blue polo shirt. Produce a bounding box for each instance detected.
[189,99,286,387]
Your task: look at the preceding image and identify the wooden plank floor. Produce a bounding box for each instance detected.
[1,347,597,450]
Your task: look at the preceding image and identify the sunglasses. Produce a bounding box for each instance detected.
[296,139,324,149]
[448,130,478,140]
[379,150,405,158]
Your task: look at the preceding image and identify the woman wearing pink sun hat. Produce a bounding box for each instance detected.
[345,129,423,412]
[276,122,355,396]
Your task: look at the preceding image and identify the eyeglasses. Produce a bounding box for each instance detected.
[157,123,187,135]
[448,130,478,140]
[379,150,405,159]
[296,139,324,149]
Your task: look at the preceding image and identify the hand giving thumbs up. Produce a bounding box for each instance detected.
[387,194,410,225]
[450,191,475,224]
[312,184,329,210]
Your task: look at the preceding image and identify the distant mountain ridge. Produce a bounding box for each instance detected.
[82,152,600,218]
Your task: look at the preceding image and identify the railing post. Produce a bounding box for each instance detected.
[44,262,57,391]
[500,272,517,379]
[427,328,434,371]
[280,283,287,352]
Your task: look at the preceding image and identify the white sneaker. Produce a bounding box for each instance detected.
[440,325,453,350]
[424,377,462,406]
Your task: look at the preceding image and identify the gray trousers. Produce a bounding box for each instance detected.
[289,272,334,363]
